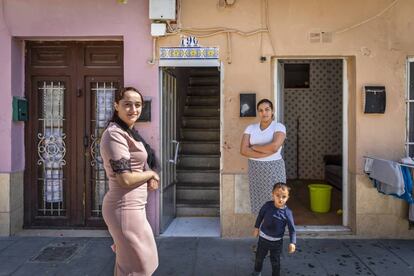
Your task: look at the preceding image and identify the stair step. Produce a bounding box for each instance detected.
[181,128,220,141]
[187,86,219,96]
[177,183,219,202]
[178,154,220,169]
[176,169,219,183]
[182,117,220,128]
[189,76,220,86]
[183,106,219,117]
[189,68,219,77]
[177,199,219,205]
[176,182,219,189]
[176,200,220,217]
[180,141,220,154]
[177,207,219,217]
[186,95,220,106]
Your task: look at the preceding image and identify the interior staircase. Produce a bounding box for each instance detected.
[176,69,220,217]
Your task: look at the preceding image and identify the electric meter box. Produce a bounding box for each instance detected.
[149,0,176,20]
[12,96,28,121]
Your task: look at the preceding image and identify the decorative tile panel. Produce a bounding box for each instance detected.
[160,47,219,60]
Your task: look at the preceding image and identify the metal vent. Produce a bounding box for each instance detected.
[31,242,81,263]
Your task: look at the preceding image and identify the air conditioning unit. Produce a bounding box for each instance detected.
[149,0,176,20]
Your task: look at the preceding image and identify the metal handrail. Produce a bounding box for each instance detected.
[169,140,180,164]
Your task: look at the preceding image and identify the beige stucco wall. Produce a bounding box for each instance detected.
[0,172,24,236]
[158,0,414,238]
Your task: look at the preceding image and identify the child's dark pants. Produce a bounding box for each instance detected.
[254,237,283,276]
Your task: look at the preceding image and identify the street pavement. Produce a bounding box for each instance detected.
[0,236,413,275]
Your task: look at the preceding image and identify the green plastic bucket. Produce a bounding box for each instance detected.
[308,184,332,213]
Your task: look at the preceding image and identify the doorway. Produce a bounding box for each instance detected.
[24,41,123,227]
[275,58,346,226]
[160,67,221,236]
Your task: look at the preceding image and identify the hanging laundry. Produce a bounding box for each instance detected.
[365,157,414,223]
[369,158,405,196]
[411,164,414,221]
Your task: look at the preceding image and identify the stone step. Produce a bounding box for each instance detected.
[179,141,220,155]
[180,128,220,141]
[183,106,219,117]
[176,182,219,190]
[176,200,220,217]
[189,68,219,76]
[187,86,220,96]
[176,183,219,202]
[176,169,219,183]
[182,116,220,129]
[186,95,220,106]
[189,76,220,86]
[178,154,220,169]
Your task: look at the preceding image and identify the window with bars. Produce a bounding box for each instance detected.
[406,60,414,157]
[90,82,117,217]
[37,81,67,216]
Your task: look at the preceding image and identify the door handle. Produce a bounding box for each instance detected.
[83,135,89,147]
[169,140,180,164]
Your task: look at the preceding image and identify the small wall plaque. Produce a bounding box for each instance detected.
[240,93,256,117]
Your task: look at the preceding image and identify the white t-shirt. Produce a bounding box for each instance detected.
[244,121,286,161]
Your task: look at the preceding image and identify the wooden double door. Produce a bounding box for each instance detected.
[24,41,123,227]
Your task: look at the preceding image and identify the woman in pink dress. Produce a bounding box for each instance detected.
[100,87,159,276]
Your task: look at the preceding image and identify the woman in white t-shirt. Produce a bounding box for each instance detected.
[240,99,287,214]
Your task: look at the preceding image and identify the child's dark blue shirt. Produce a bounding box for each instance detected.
[254,201,296,244]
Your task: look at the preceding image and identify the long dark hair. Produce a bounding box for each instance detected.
[107,87,158,170]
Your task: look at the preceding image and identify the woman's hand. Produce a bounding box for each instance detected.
[147,171,160,191]
[288,243,296,254]
[147,178,159,191]
[252,228,259,237]
[151,171,160,181]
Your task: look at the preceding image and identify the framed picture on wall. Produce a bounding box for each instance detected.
[240,93,256,117]
[137,100,151,122]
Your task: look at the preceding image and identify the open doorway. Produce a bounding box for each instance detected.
[159,67,221,236]
[276,59,344,226]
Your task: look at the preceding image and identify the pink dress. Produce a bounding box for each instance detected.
[100,122,158,276]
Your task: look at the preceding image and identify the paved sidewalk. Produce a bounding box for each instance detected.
[0,236,413,275]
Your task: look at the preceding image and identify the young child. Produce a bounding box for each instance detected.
[252,183,296,276]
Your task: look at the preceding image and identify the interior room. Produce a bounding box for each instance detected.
[280,59,343,225]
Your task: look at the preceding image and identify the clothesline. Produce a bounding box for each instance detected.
[363,156,414,169]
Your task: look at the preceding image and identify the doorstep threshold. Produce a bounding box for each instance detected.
[297,225,351,232]
[15,229,111,238]
[295,225,353,238]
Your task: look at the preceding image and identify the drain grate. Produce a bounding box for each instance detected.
[31,242,80,263]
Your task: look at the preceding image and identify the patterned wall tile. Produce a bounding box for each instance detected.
[282,60,342,180]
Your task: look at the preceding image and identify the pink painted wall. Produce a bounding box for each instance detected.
[0,2,12,173]
[1,0,159,233]
[11,39,25,172]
